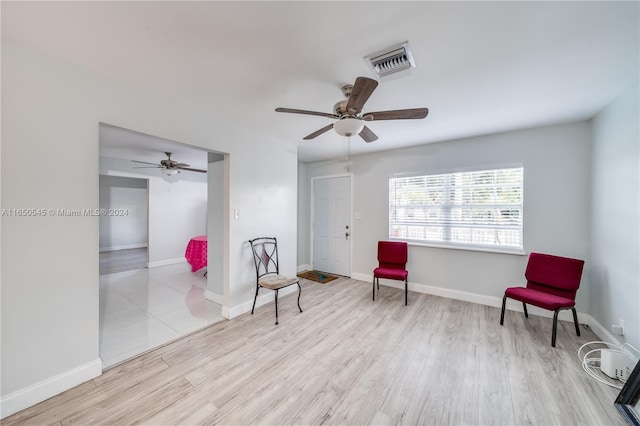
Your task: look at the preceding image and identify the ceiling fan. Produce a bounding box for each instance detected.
[131,152,207,176]
[275,76,429,143]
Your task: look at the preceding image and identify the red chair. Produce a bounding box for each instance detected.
[500,252,584,347]
[373,241,409,305]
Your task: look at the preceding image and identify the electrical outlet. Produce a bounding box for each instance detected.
[612,319,625,336]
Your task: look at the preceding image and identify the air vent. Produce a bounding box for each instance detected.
[364,42,416,78]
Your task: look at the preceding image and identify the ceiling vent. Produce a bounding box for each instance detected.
[364,41,416,79]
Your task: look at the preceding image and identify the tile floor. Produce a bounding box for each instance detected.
[99,262,224,368]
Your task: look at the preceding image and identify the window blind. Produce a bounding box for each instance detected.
[389,167,523,250]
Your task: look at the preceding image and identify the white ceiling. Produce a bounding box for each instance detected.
[99,124,209,170]
[2,2,638,162]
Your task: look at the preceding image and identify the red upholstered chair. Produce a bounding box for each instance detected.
[500,252,585,347]
[373,241,409,305]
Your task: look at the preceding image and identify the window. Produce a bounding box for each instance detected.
[389,167,523,252]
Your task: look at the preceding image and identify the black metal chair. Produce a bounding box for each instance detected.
[249,237,302,325]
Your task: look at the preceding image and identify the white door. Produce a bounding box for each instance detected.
[313,176,351,276]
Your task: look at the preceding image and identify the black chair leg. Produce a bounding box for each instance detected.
[523,302,528,318]
[372,277,376,301]
[500,295,507,325]
[552,309,560,347]
[274,289,279,325]
[251,286,260,314]
[404,278,408,306]
[572,307,580,336]
[297,283,303,313]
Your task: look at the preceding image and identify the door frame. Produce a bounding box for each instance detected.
[310,173,353,277]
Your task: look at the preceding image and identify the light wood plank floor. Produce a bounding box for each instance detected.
[100,248,148,275]
[4,277,623,425]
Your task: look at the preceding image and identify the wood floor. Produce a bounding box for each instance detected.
[4,277,623,425]
[100,248,148,275]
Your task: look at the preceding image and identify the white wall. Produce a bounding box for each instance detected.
[147,176,206,266]
[0,40,298,416]
[228,146,298,308]
[207,155,225,300]
[297,161,310,269]
[300,122,593,310]
[99,175,148,251]
[590,83,640,349]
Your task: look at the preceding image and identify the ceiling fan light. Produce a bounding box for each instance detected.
[161,168,179,176]
[334,118,364,137]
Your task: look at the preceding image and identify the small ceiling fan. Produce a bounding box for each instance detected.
[275,76,429,143]
[132,152,207,175]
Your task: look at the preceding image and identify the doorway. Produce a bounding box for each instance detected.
[99,175,149,275]
[311,175,352,276]
[98,123,228,369]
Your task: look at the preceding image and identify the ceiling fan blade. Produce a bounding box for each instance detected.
[359,126,379,143]
[363,108,429,121]
[178,167,207,173]
[132,166,161,169]
[275,108,339,119]
[132,160,160,166]
[303,123,334,140]
[346,77,378,115]
[175,163,191,168]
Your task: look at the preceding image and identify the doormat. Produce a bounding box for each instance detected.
[297,270,339,284]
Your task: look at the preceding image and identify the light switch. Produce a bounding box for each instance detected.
[234,208,240,219]
[354,212,362,220]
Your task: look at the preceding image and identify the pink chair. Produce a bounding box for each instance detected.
[500,252,584,347]
[373,241,409,305]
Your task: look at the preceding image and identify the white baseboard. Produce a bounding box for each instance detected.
[297,264,312,273]
[583,314,620,345]
[580,315,639,361]
[0,358,102,420]
[147,258,186,268]
[351,272,588,324]
[350,272,371,282]
[99,243,147,252]
[222,285,299,320]
[205,290,224,305]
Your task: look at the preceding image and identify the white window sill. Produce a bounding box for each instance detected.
[390,239,527,256]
